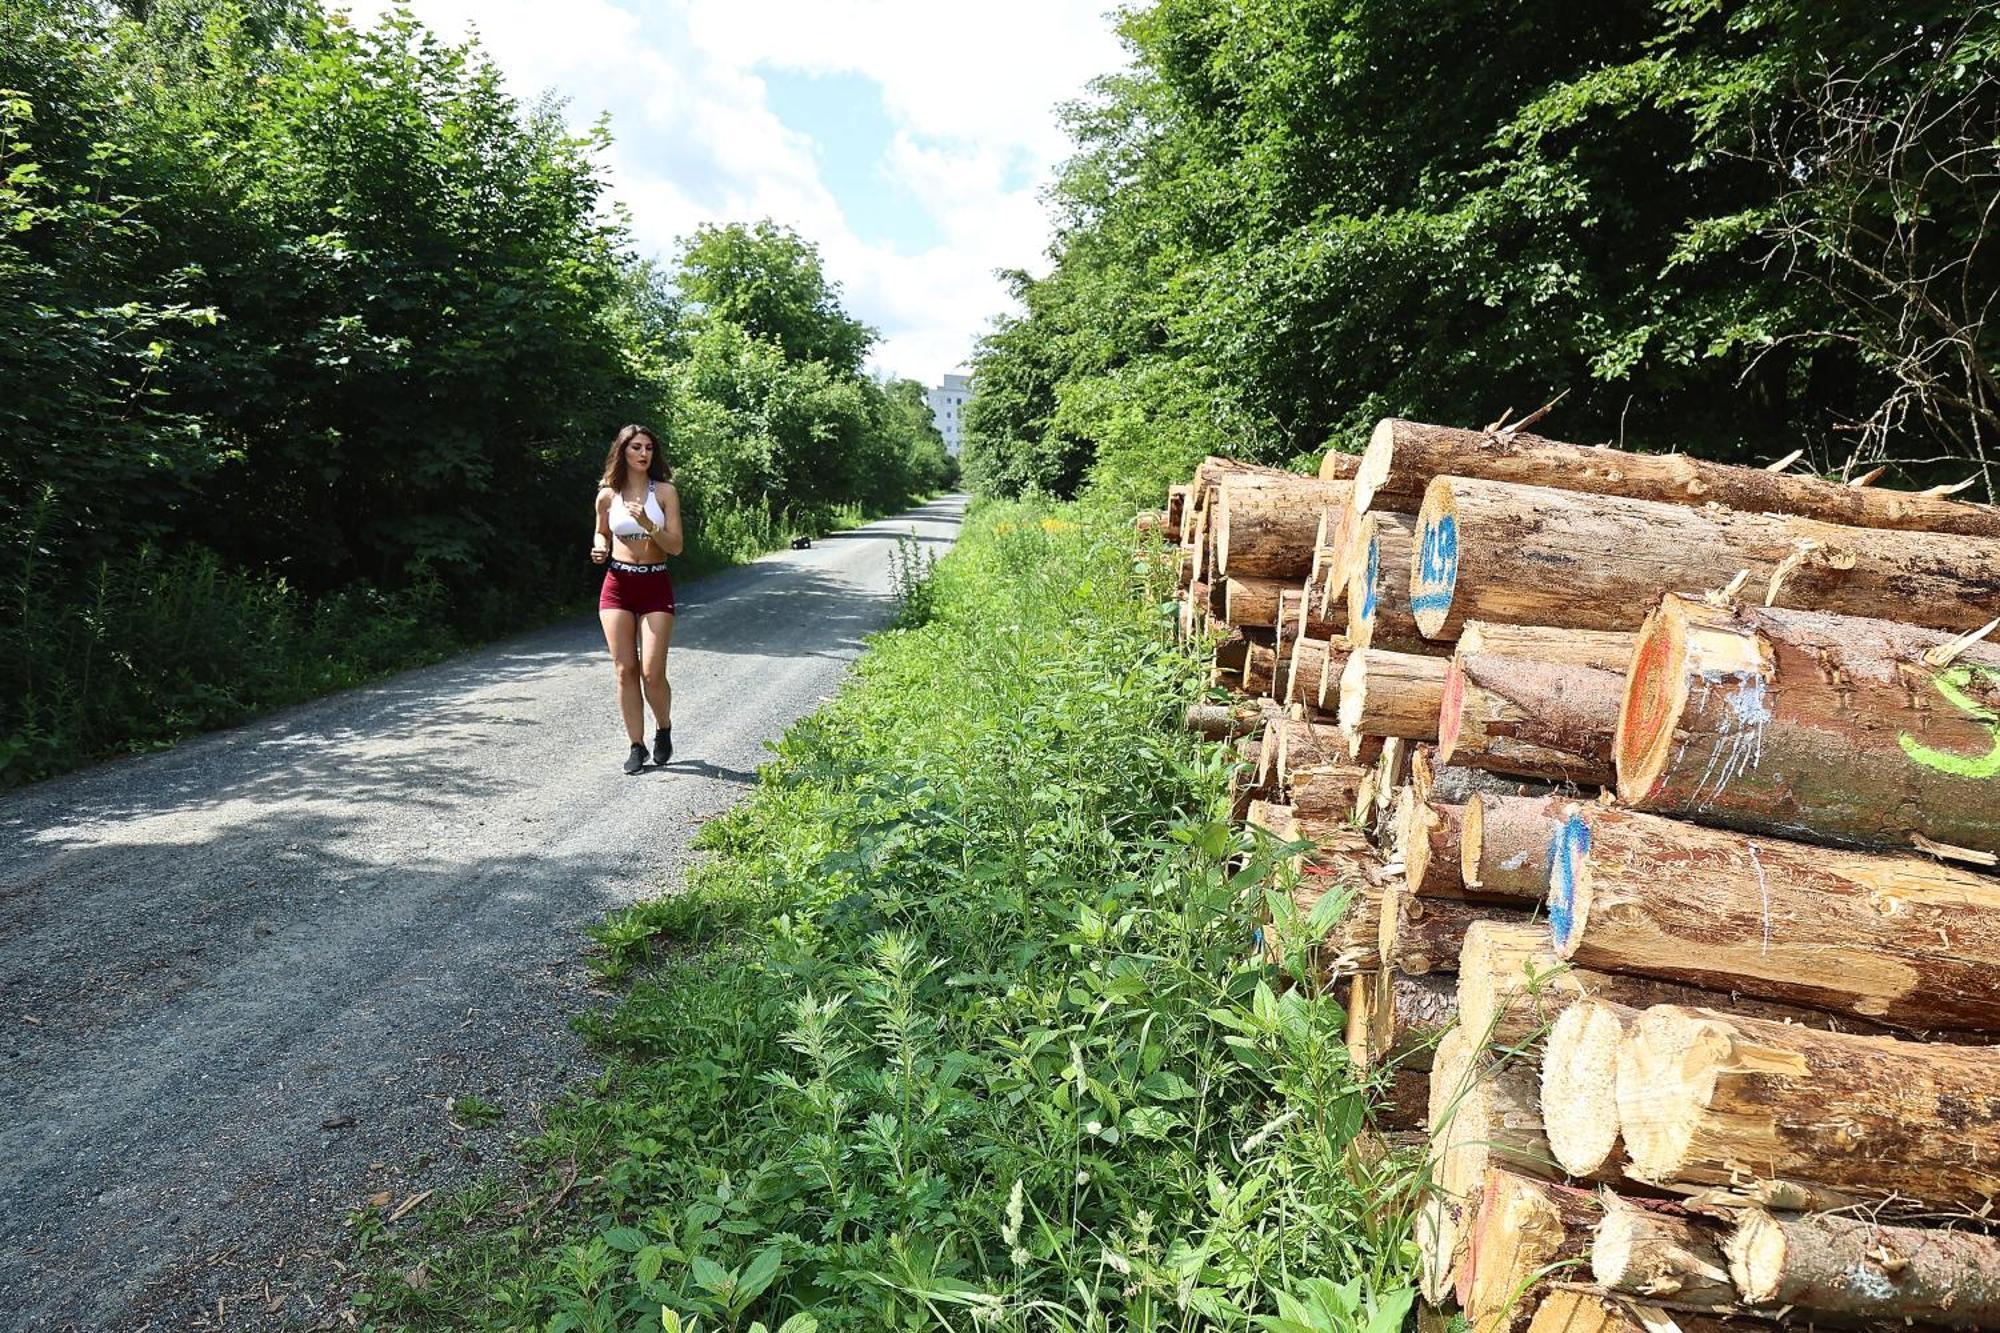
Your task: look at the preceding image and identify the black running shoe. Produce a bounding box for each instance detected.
[623,742,648,775]
[652,725,673,766]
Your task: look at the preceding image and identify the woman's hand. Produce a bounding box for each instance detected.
[591,534,609,564]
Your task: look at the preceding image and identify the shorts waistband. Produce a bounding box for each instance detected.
[608,560,670,574]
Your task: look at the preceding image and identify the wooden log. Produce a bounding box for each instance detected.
[1374,1065,1431,1131]
[1339,648,1450,752]
[1418,1191,1467,1307]
[1423,1025,1480,1302]
[1366,966,1458,1069]
[1318,504,1369,619]
[1354,417,2000,540]
[1382,884,1529,975]
[1291,763,1369,823]
[1548,804,2000,1031]
[1285,636,1332,708]
[1544,999,1641,1181]
[1617,593,2000,856]
[1346,971,1374,1064]
[1524,1290,1735,1333]
[1242,641,1277,696]
[1228,734,1262,822]
[1440,654,1622,786]
[1461,1171,1603,1333]
[1400,795,1468,898]
[1276,717,1350,789]
[1273,589,1303,685]
[1347,512,1436,654]
[1214,478,1357,579]
[1616,1005,2000,1208]
[1317,446,1365,484]
[1591,1194,1735,1310]
[1459,622,1638,672]
[1408,475,2000,642]
[1224,575,1291,629]
[1166,484,1189,540]
[1434,1035,1595,1206]
[1185,700,1261,741]
[1461,793,1582,902]
[1727,1207,2000,1325]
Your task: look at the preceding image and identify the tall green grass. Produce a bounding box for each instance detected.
[352,501,1420,1331]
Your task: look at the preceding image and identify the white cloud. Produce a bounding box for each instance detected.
[332,0,1127,382]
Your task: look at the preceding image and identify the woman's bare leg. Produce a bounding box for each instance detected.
[599,609,644,744]
[639,611,675,731]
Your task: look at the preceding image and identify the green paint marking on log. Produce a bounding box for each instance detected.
[1899,664,2000,779]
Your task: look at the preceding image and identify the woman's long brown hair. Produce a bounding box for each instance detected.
[599,424,671,492]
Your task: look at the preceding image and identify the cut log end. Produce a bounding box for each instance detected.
[1544,812,1592,956]
[1723,1208,1787,1305]
[1409,476,1460,639]
[1613,1006,1727,1185]
[1437,656,1467,762]
[1541,999,1627,1178]
[1614,595,1686,803]
[1354,418,1398,514]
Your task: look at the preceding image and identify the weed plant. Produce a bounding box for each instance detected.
[355,502,1420,1331]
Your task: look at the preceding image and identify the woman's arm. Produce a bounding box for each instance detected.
[654,482,685,557]
[591,489,613,564]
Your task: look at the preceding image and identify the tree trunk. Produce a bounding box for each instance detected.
[1550,803,2000,1031]
[1460,793,1583,902]
[1381,883,1530,975]
[1591,1194,1736,1309]
[1348,511,1437,654]
[1291,763,1369,822]
[1617,1005,2000,1208]
[1457,622,1638,672]
[1409,475,2000,642]
[1400,796,1468,898]
[1214,478,1357,579]
[1339,648,1450,752]
[1525,1290,1737,1333]
[1618,593,2000,856]
[1461,1171,1604,1333]
[1317,445,1365,484]
[1727,1206,2000,1325]
[1185,700,1261,741]
[1286,636,1334,709]
[1366,966,1459,1069]
[1440,653,1622,786]
[1354,418,2000,539]
[1242,641,1277,695]
[1224,575,1292,629]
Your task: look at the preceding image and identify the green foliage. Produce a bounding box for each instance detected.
[965,0,2000,503]
[0,0,950,786]
[352,503,1420,1329]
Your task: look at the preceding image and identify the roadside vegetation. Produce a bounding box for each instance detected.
[1,0,954,786]
[352,501,1416,1331]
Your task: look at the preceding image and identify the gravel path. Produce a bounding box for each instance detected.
[0,496,965,1330]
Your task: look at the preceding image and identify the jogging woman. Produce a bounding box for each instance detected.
[591,424,683,774]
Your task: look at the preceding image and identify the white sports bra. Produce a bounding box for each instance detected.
[608,484,665,539]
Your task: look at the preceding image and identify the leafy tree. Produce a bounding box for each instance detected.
[678,220,876,375]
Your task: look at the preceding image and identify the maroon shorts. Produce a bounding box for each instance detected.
[599,561,675,616]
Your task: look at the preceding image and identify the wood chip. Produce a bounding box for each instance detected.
[1846,465,1887,487]
[386,1189,433,1223]
[1911,833,1999,866]
[1764,447,1805,472]
[1923,475,1980,498]
[1921,616,2000,668]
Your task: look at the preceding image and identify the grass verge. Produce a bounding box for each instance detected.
[353,499,1419,1331]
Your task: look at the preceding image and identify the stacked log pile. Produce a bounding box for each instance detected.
[1161,422,2000,1331]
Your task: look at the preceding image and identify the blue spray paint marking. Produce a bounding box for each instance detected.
[1409,512,1458,615]
[1361,538,1379,619]
[1546,814,1588,949]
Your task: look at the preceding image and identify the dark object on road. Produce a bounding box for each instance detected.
[791,534,812,549]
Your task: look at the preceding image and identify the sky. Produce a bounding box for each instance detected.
[332,0,1129,384]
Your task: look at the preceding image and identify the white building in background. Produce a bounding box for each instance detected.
[925,373,971,456]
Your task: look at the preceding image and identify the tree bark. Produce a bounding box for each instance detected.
[1441,653,1622,786]
[1214,478,1357,579]
[1727,1206,2000,1326]
[1277,717,1351,789]
[1317,445,1365,484]
[1366,966,1459,1069]
[1617,1005,2000,1208]
[1374,1065,1431,1132]
[1461,794,1584,902]
[1348,511,1440,654]
[1339,648,1450,752]
[1355,417,2000,539]
[1409,475,2000,642]
[1185,700,1261,741]
[1285,636,1335,709]
[1550,803,2000,1031]
[1242,641,1277,696]
[1591,1195,1736,1309]
[1617,593,2000,856]
[1290,763,1369,823]
[1461,1171,1604,1333]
